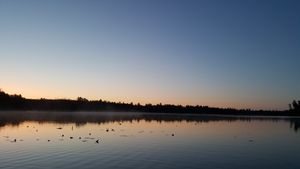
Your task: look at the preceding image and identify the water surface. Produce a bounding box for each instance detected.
[0,111,300,169]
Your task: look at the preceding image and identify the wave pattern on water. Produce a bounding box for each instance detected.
[0,111,300,169]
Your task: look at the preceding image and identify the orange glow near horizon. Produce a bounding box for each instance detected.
[0,0,298,114]
[0,85,288,110]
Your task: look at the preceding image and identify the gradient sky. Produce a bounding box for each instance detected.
[1,0,300,110]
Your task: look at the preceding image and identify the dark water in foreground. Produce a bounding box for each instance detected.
[0,111,300,169]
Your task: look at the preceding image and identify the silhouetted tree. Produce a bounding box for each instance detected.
[77,97,88,102]
[290,100,300,113]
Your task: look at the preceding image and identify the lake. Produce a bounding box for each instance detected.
[0,111,300,169]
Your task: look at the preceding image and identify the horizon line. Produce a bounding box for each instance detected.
[0,89,286,111]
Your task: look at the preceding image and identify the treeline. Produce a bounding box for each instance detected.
[0,89,299,116]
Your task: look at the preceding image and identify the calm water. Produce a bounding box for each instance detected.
[0,111,300,169]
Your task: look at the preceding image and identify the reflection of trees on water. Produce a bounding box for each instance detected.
[0,111,299,133]
[290,119,300,132]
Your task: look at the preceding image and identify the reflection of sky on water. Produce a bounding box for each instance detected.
[0,111,299,132]
[0,112,300,169]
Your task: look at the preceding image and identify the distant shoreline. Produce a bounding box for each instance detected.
[1,110,300,118]
[0,110,297,117]
[0,90,299,116]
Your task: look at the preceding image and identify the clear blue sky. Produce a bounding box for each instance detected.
[0,0,299,110]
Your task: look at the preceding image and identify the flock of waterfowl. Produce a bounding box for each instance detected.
[1,123,176,144]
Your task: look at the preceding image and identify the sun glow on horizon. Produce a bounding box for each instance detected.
[0,85,288,110]
[0,0,299,111]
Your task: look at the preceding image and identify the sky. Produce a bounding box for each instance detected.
[0,0,300,110]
